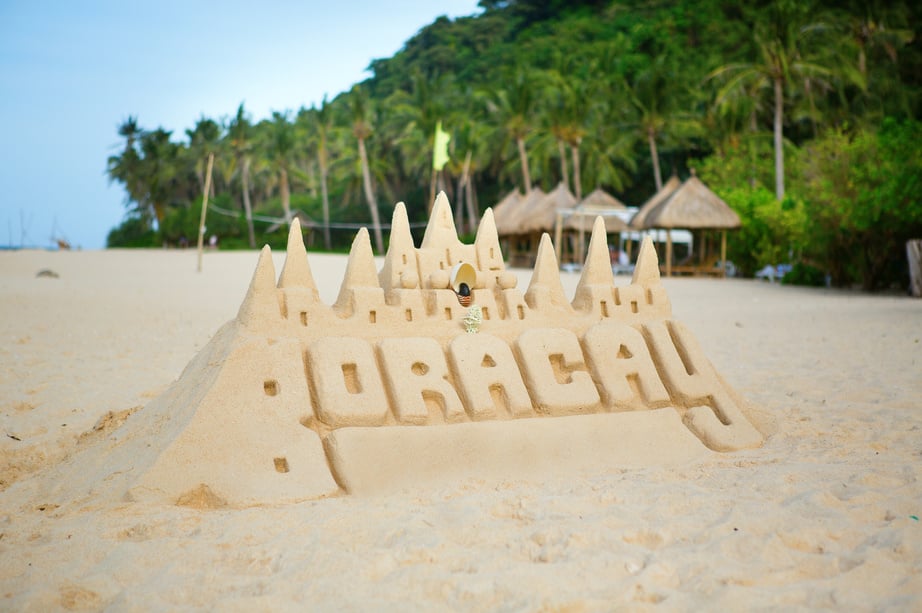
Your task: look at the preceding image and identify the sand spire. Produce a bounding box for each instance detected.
[237,245,280,329]
[573,216,615,294]
[632,235,662,287]
[334,228,381,312]
[474,208,504,272]
[379,202,419,292]
[277,218,318,290]
[525,233,570,310]
[421,191,458,249]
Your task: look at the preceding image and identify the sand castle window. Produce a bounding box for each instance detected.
[411,362,429,376]
[402,253,407,265]
[405,309,413,322]
[264,380,279,396]
[369,310,377,323]
[444,307,452,320]
[613,288,621,306]
[481,354,497,368]
[300,311,308,326]
[342,364,361,393]
[630,301,638,314]
[646,289,654,304]
[517,305,525,320]
[273,457,290,473]
[482,307,490,320]
[600,301,609,317]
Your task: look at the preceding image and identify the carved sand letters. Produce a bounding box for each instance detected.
[128,193,764,506]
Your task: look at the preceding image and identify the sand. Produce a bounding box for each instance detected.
[1,246,921,610]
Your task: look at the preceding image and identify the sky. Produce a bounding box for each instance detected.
[0,0,483,249]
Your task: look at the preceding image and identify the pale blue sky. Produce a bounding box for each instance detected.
[0,1,482,249]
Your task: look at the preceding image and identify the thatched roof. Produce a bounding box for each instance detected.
[519,183,577,234]
[563,210,629,233]
[496,187,548,236]
[578,188,629,211]
[638,175,741,230]
[629,175,682,229]
[562,188,629,233]
[491,188,524,236]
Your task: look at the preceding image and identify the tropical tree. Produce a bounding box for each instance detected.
[484,65,538,193]
[707,5,837,200]
[107,116,145,219]
[262,110,297,226]
[347,85,385,254]
[185,116,222,195]
[227,103,257,247]
[300,97,335,250]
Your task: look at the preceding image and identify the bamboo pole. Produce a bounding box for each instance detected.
[196,152,215,273]
[720,230,728,277]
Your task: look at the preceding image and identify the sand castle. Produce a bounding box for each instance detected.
[122,193,764,506]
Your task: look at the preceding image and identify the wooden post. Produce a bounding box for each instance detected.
[908,239,922,297]
[196,152,215,273]
[720,230,728,277]
[554,211,564,264]
[666,230,673,277]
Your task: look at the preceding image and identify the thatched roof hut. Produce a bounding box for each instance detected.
[639,176,740,230]
[520,183,577,234]
[629,175,682,230]
[491,188,525,237]
[563,188,629,233]
[631,173,740,276]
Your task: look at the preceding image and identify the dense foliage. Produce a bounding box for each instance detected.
[106,0,921,291]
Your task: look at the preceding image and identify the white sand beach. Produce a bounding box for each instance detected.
[1,246,920,610]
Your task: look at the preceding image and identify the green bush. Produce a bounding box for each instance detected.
[781,262,826,287]
[106,215,157,247]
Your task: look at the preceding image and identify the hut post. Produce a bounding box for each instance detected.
[666,230,673,277]
[720,230,727,277]
[554,211,564,264]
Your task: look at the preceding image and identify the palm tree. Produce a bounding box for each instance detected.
[623,54,700,192]
[708,12,835,200]
[347,85,384,254]
[137,128,181,225]
[107,116,146,219]
[263,111,296,226]
[227,103,257,248]
[485,65,537,193]
[185,116,221,196]
[302,97,335,250]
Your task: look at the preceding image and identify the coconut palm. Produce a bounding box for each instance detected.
[185,116,222,196]
[298,97,335,250]
[708,10,835,201]
[227,103,257,248]
[484,65,537,193]
[346,85,384,254]
[107,116,146,220]
[262,111,297,226]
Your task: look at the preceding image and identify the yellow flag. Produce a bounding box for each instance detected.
[433,121,450,171]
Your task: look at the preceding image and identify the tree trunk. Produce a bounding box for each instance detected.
[570,143,582,201]
[773,76,785,201]
[319,152,331,250]
[280,167,292,226]
[648,128,662,191]
[241,157,256,248]
[557,139,569,191]
[358,137,384,254]
[517,136,532,193]
[908,240,922,297]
